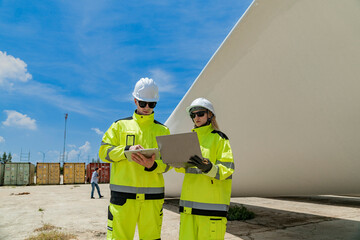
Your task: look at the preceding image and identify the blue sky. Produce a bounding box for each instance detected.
[0,0,252,164]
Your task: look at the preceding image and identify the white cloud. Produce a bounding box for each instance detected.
[42,150,61,162]
[0,136,5,143]
[68,144,77,148]
[67,149,80,161]
[79,141,91,154]
[2,110,37,130]
[149,69,176,93]
[16,81,94,116]
[48,150,60,155]
[0,51,32,88]
[91,128,104,135]
[64,141,91,161]
[0,51,95,116]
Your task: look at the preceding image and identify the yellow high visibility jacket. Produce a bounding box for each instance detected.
[99,111,170,200]
[176,124,234,217]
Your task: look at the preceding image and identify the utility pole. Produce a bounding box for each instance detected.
[62,113,68,166]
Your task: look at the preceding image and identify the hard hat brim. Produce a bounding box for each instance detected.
[132,93,159,102]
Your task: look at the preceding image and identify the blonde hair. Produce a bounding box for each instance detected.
[209,112,220,131]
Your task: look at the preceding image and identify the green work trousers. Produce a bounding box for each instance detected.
[179,212,227,240]
[107,198,164,240]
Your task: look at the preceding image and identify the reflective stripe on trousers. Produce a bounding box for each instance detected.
[179,200,228,217]
[110,184,164,194]
[180,200,229,212]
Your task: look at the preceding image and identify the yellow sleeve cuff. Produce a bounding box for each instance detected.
[204,164,218,178]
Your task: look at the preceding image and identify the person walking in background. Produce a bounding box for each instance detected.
[91,167,104,199]
[99,77,171,240]
[176,97,235,240]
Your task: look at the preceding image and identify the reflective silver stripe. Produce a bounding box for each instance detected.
[105,146,116,162]
[215,168,220,180]
[110,184,164,194]
[214,168,233,180]
[101,141,116,162]
[164,164,171,173]
[215,160,235,170]
[180,200,229,211]
[186,168,202,174]
[215,160,234,179]
[215,172,233,180]
[186,164,233,179]
[101,141,114,146]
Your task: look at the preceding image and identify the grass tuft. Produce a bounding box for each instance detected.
[26,230,77,240]
[27,223,77,240]
[34,224,58,232]
[227,204,255,221]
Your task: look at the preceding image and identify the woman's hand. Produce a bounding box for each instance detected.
[188,155,212,173]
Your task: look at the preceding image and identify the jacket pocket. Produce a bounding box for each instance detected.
[111,197,127,206]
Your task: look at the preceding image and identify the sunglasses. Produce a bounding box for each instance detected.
[138,100,157,108]
[190,111,207,119]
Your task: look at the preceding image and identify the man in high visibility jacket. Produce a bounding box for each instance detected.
[99,77,170,240]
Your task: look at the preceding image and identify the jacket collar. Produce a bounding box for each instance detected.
[192,123,213,136]
[133,110,155,124]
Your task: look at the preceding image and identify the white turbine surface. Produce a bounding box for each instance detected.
[164,0,360,197]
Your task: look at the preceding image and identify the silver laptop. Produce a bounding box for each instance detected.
[156,132,203,168]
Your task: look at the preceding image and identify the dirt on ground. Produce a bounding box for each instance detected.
[1,184,360,240]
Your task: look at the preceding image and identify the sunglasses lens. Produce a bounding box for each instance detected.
[138,101,157,108]
[148,102,157,108]
[190,111,206,118]
[139,101,147,108]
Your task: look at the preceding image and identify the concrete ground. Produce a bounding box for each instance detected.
[0,184,360,240]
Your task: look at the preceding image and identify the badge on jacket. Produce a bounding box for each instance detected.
[126,135,135,146]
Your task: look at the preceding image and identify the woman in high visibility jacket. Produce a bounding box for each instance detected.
[176,97,234,240]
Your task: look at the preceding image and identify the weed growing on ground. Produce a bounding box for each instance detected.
[26,230,77,240]
[34,224,58,232]
[227,204,255,221]
[26,224,77,240]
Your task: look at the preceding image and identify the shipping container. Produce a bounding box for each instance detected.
[36,163,60,185]
[86,163,110,183]
[0,164,4,186]
[63,163,85,184]
[3,162,35,186]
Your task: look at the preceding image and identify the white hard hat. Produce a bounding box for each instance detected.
[132,77,159,102]
[186,98,216,116]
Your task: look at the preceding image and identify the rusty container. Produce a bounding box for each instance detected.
[0,163,4,185]
[36,163,60,185]
[3,162,35,186]
[86,163,110,183]
[63,163,85,184]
